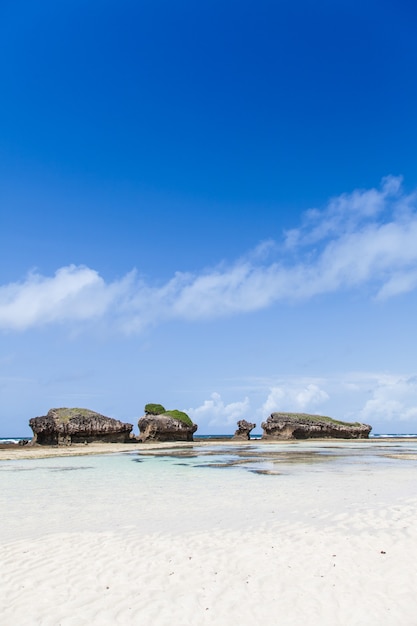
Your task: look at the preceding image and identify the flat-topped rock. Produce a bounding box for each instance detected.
[29,408,133,446]
[261,412,371,440]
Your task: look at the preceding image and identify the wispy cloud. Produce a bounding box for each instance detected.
[2,176,417,332]
[284,175,405,248]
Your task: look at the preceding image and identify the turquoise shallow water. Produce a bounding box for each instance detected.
[1,440,417,542]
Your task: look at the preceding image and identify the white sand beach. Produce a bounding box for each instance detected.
[1,440,417,625]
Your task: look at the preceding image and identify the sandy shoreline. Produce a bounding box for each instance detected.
[2,439,417,625]
[0,440,188,460]
[0,436,414,461]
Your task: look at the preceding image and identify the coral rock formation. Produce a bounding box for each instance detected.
[261,412,371,440]
[29,408,133,445]
[138,404,197,442]
[232,420,256,440]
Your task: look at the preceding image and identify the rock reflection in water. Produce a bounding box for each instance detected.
[131,441,417,475]
[48,466,94,472]
[132,445,341,474]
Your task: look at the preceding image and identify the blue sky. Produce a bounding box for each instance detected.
[1,0,417,436]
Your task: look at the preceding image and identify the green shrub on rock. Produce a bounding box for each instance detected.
[164,410,193,427]
[144,403,166,415]
[144,403,193,426]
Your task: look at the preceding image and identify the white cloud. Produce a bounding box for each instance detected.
[255,371,417,427]
[375,270,417,300]
[2,176,417,332]
[359,375,417,423]
[261,383,330,416]
[187,392,251,429]
[183,372,417,434]
[284,175,403,248]
[0,265,134,331]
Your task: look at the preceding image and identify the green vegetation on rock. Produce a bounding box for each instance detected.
[163,410,193,426]
[144,403,166,415]
[275,412,362,427]
[144,403,193,426]
[52,408,96,423]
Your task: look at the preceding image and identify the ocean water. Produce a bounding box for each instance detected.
[0,438,30,444]
[2,433,417,444]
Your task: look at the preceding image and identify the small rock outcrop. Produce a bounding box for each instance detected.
[29,408,133,445]
[232,420,256,440]
[138,404,197,442]
[261,412,371,440]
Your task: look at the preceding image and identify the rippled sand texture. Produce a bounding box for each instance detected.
[1,441,417,625]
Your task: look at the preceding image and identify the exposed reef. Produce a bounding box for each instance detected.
[29,408,133,446]
[261,412,371,440]
[138,404,197,442]
[232,420,256,440]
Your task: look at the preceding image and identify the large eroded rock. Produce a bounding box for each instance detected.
[29,408,133,445]
[261,412,371,440]
[138,407,197,442]
[232,420,256,440]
